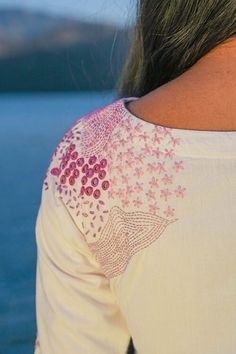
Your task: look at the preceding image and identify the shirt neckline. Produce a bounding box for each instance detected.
[120,96,236,135]
[116,96,236,158]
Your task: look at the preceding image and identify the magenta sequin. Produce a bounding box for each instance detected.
[86,168,94,178]
[71,151,78,160]
[82,163,89,173]
[93,189,101,199]
[69,162,76,170]
[50,167,60,176]
[73,169,80,178]
[100,158,107,168]
[64,168,71,177]
[81,176,88,185]
[77,157,84,167]
[102,180,109,190]
[98,170,106,179]
[60,175,66,184]
[89,155,97,165]
[93,164,100,172]
[91,177,99,187]
[69,176,75,186]
[68,143,76,152]
[60,161,67,169]
[85,186,93,196]
[80,186,85,195]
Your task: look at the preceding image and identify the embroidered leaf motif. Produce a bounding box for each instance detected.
[88,205,178,279]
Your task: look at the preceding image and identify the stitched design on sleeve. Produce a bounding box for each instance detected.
[82,99,187,277]
[104,100,187,219]
[88,205,178,279]
[43,99,124,191]
[43,99,125,241]
[42,98,187,277]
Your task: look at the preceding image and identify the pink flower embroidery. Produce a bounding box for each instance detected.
[108,189,116,199]
[163,148,175,159]
[121,174,129,184]
[127,132,135,143]
[155,161,166,174]
[161,174,173,185]
[173,160,184,172]
[110,175,118,186]
[146,189,156,201]
[162,126,172,137]
[126,184,134,197]
[133,167,144,178]
[147,162,157,173]
[148,177,159,189]
[117,152,123,162]
[141,143,152,154]
[134,181,144,193]
[169,136,181,147]
[134,153,145,164]
[160,188,172,202]
[152,134,163,144]
[120,138,127,147]
[163,205,175,217]
[151,147,163,158]
[138,132,149,142]
[134,122,143,133]
[133,197,143,208]
[121,198,130,208]
[174,185,186,198]
[148,202,160,214]
[124,147,134,159]
[116,187,124,198]
[125,159,135,169]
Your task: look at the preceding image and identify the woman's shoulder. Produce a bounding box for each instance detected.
[42,97,127,196]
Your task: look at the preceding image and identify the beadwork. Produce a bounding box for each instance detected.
[43,98,187,279]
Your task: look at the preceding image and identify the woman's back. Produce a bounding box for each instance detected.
[34,9,236,349]
[106,97,236,353]
[34,91,236,353]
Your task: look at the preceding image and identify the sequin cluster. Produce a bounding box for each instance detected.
[50,143,110,200]
[43,99,126,242]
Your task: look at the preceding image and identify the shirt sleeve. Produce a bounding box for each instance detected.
[34,170,131,353]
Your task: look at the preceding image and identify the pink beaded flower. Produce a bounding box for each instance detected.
[50,145,110,201]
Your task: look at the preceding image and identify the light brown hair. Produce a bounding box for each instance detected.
[116,0,236,98]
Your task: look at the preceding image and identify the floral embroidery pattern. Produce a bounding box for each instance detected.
[43,99,125,242]
[43,97,187,277]
[104,99,187,220]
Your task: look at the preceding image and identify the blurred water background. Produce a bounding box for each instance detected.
[0,90,116,354]
[0,1,136,352]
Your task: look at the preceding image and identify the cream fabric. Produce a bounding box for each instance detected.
[34,95,236,354]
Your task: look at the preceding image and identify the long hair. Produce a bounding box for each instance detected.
[116,0,236,98]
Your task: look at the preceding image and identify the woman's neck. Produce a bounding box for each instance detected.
[129,36,236,131]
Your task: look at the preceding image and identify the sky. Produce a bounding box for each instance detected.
[0,0,137,27]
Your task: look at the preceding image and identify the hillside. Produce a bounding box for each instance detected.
[0,8,133,92]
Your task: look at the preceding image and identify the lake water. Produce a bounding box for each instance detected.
[0,91,116,354]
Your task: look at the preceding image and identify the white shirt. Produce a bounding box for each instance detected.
[34,96,236,354]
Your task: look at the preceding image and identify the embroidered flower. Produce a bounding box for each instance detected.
[42,98,188,278]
